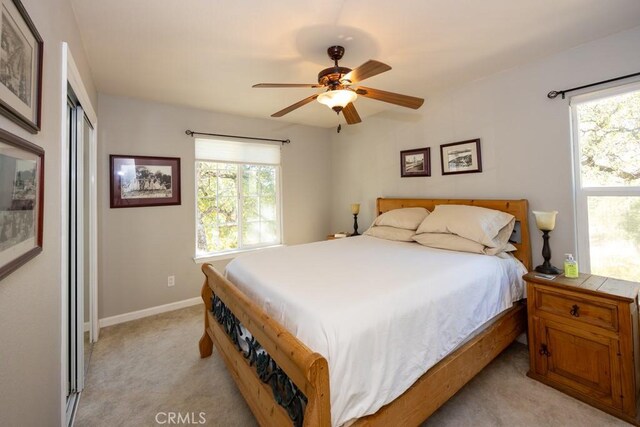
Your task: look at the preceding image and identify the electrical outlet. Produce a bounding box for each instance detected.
[167,275,175,287]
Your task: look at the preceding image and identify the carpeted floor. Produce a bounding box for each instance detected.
[76,305,627,427]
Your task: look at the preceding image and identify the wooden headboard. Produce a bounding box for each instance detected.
[377,197,532,271]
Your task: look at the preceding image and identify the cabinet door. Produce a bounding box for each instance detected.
[535,317,623,409]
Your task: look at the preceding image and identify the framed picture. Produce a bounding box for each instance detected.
[440,139,482,175]
[0,0,43,133]
[400,147,431,177]
[0,127,44,281]
[110,155,181,208]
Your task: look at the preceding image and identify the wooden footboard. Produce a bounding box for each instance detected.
[199,263,331,427]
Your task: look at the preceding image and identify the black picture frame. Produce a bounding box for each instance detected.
[0,0,44,133]
[400,147,431,177]
[110,155,181,208]
[0,127,44,281]
[440,139,482,175]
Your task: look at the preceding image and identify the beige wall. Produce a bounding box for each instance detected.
[97,94,332,318]
[329,26,640,269]
[0,0,97,425]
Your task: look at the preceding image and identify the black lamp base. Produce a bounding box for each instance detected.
[352,213,360,236]
[535,264,562,275]
[536,229,561,275]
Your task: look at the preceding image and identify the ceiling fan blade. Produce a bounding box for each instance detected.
[341,60,391,84]
[271,94,319,117]
[253,83,323,88]
[342,103,361,125]
[355,86,424,109]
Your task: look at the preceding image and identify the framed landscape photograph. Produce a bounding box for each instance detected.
[110,155,181,208]
[0,127,44,281]
[400,147,430,177]
[0,0,43,133]
[440,139,482,175]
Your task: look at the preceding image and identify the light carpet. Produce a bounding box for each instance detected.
[76,305,627,426]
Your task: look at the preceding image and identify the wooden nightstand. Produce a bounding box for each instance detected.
[524,272,640,424]
[326,233,352,240]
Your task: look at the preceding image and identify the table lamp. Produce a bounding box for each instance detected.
[351,203,360,236]
[532,210,561,274]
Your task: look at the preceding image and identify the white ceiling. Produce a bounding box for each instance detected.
[70,0,640,128]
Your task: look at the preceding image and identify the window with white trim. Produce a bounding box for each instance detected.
[571,82,640,281]
[195,138,282,257]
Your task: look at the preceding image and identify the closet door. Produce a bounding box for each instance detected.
[66,89,93,421]
[64,45,99,426]
[67,97,86,397]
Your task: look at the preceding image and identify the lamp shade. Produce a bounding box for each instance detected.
[317,89,357,111]
[532,210,558,231]
[351,203,360,214]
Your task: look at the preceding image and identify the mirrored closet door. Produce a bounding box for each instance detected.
[65,85,96,424]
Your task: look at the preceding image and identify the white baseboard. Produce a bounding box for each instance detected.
[84,321,90,332]
[99,297,203,328]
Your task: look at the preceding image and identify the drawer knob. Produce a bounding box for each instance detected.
[570,304,580,317]
[539,344,551,357]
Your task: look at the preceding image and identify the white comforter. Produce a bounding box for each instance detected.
[225,235,526,426]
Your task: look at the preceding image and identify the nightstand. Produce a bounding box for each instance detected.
[326,233,351,240]
[524,272,640,424]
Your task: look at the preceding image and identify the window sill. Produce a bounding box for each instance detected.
[193,244,285,263]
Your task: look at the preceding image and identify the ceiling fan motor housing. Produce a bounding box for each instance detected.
[318,67,352,86]
[318,45,352,87]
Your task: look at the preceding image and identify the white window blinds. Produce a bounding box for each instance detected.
[195,138,281,165]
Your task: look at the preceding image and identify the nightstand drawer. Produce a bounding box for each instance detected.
[533,287,618,332]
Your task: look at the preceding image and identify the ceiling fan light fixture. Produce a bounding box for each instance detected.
[317,89,357,112]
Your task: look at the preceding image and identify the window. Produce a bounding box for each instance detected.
[195,138,282,257]
[572,83,640,281]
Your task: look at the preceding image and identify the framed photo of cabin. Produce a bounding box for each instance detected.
[440,139,482,175]
[0,0,44,133]
[110,155,181,208]
[400,147,430,177]
[0,128,44,281]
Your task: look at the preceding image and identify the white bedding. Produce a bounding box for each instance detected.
[225,235,527,426]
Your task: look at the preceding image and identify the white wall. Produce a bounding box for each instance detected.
[330,26,640,268]
[97,94,332,318]
[0,0,97,425]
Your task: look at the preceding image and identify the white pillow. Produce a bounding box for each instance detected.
[364,226,416,242]
[413,233,517,255]
[415,204,515,249]
[374,207,430,231]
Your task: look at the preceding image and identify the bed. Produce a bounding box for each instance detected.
[199,198,532,426]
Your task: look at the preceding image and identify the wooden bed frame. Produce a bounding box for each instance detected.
[199,198,532,426]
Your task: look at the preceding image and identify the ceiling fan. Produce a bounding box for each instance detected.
[253,46,424,125]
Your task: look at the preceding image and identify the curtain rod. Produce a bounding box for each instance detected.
[547,71,640,99]
[185,130,290,145]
